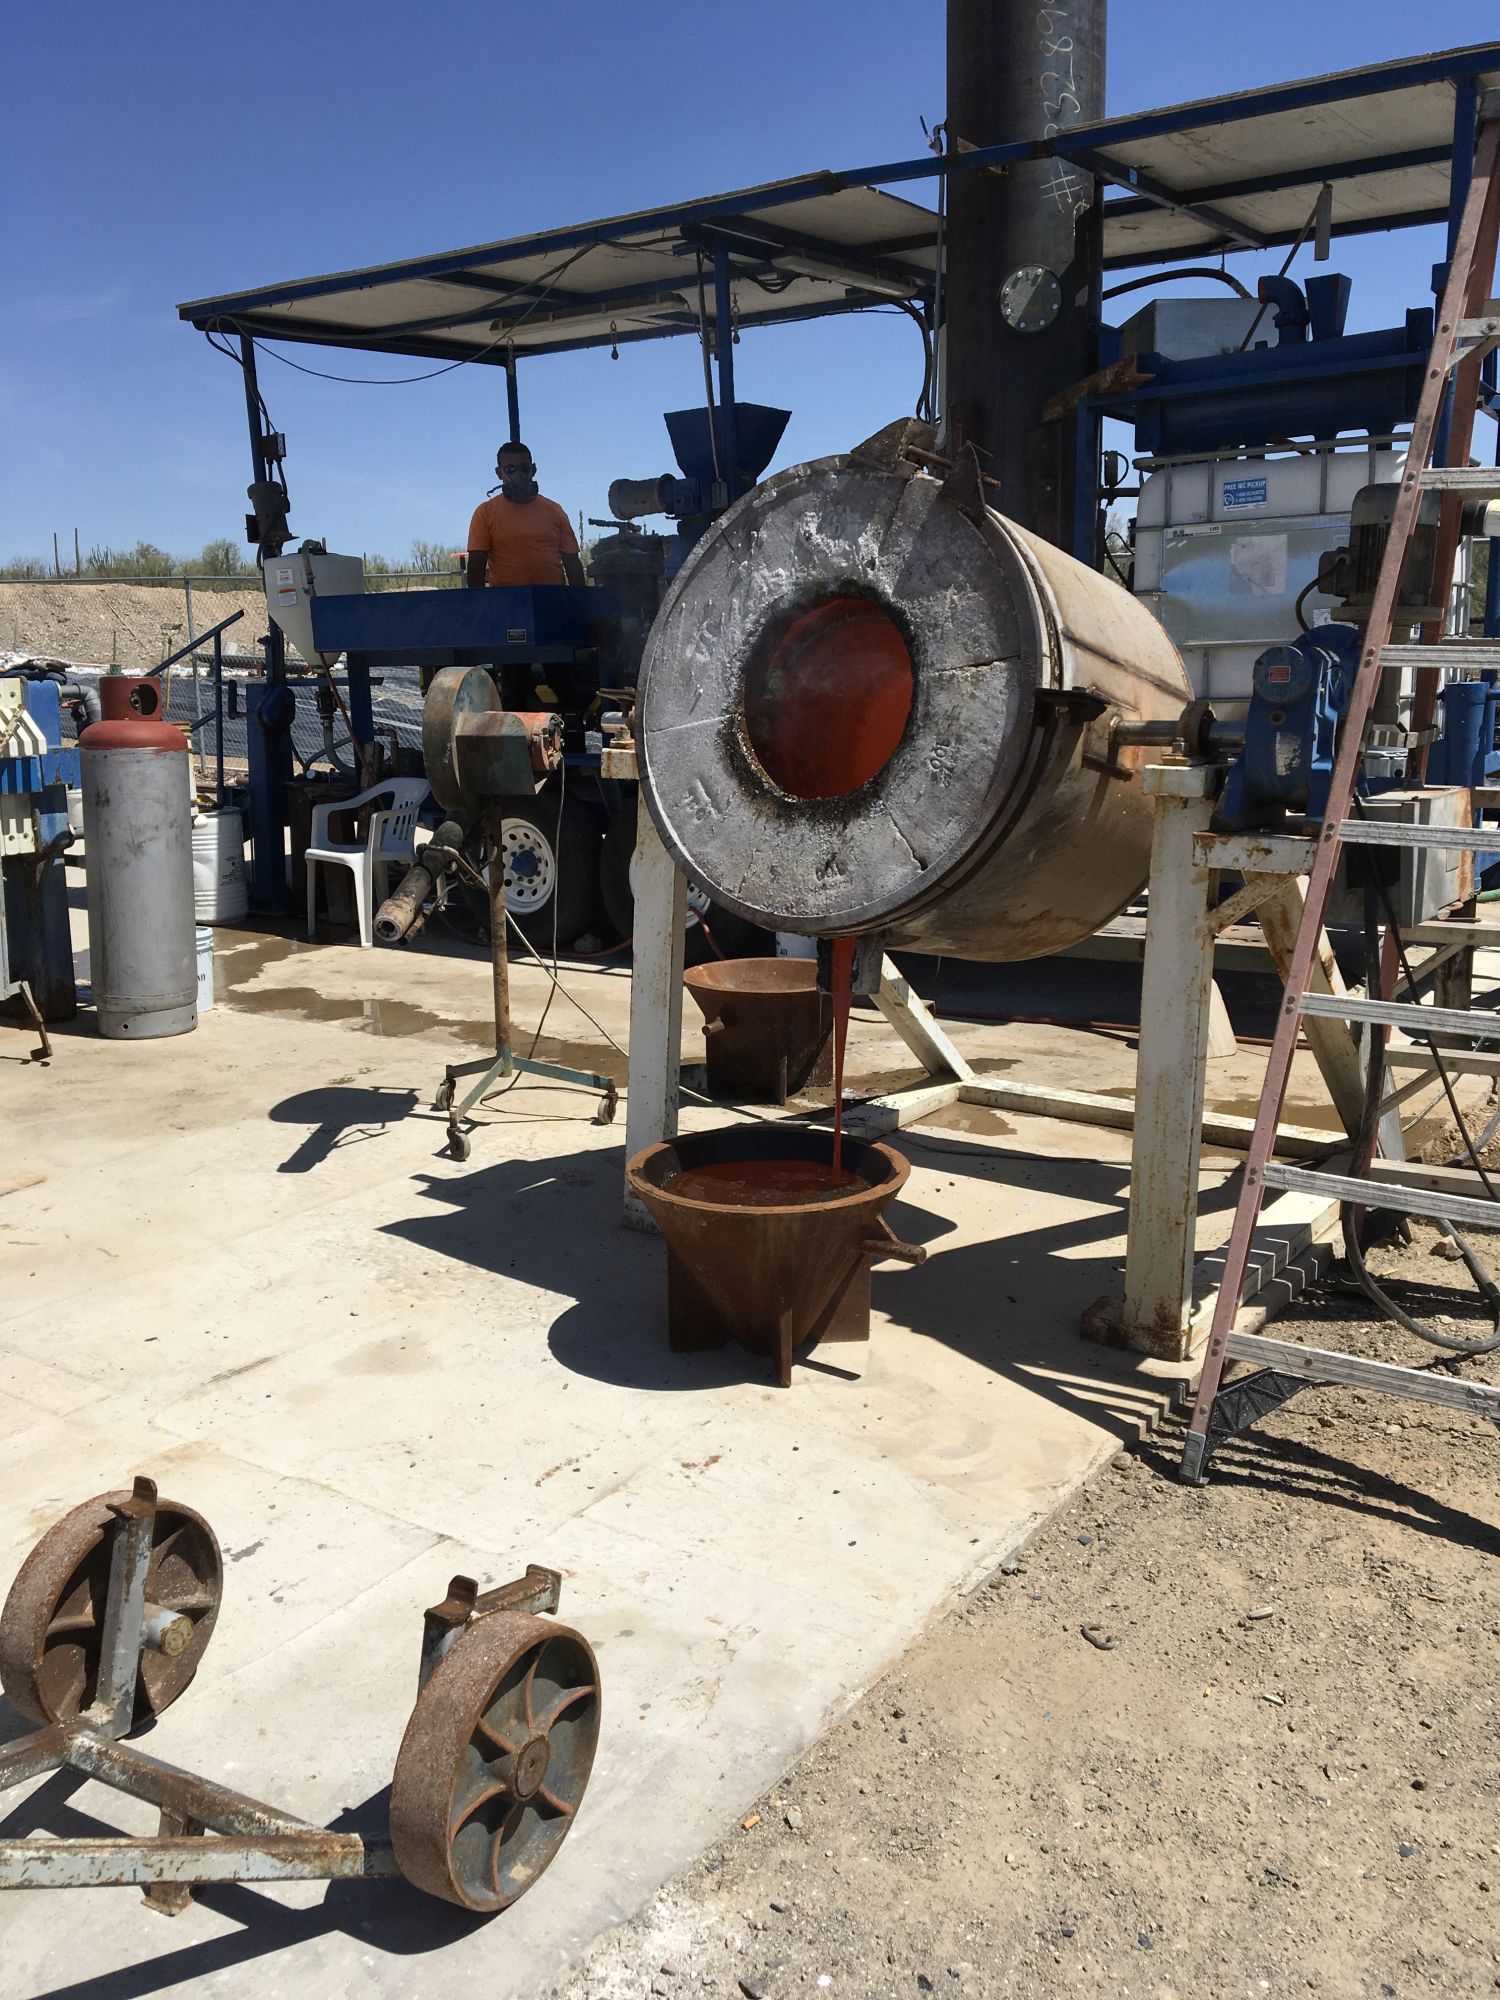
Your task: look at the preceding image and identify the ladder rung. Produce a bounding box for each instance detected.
[1260,1160,1500,1229]
[1455,310,1500,360]
[1335,819,1498,851]
[1299,991,1500,1039]
[1224,1332,1500,1419]
[1416,467,1500,496]
[1379,642,1500,672]
[1365,724,1439,748]
[1399,920,1500,946]
[1384,1046,1500,1076]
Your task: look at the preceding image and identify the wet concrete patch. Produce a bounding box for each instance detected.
[917,1100,1017,1138]
[222,979,492,1043]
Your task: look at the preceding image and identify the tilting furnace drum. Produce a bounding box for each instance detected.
[636,422,1192,960]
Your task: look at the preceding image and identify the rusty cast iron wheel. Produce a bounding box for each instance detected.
[390,1610,600,1912]
[0,1490,222,1729]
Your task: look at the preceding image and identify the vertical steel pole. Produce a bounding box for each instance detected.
[240,334,290,907]
[505,357,521,446]
[484,805,513,1069]
[185,576,205,783]
[1121,768,1218,1357]
[213,631,225,806]
[944,0,1106,545]
[239,334,270,490]
[712,242,741,499]
[623,804,687,1230]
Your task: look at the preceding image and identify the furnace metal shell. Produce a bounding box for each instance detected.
[637,427,1191,961]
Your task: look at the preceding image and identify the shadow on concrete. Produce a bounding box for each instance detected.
[1136,1412,1500,1555]
[5,1778,492,1999]
[381,1137,1178,1439]
[267,1084,420,1173]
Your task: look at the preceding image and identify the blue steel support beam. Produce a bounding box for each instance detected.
[505,357,521,444]
[239,334,291,911]
[712,241,740,497]
[1487,395,1500,640]
[204,199,1456,370]
[1071,149,1268,249]
[1433,74,1481,470]
[1100,144,1454,223]
[240,334,269,488]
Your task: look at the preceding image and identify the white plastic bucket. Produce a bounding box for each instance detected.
[195,926,214,1014]
[192,809,249,923]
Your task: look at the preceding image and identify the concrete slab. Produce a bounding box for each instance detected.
[0,913,1356,1996]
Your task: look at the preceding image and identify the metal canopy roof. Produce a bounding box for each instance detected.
[179,44,1500,367]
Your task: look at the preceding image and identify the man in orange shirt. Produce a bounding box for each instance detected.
[466,441,585,589]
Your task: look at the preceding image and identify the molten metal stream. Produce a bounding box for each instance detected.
[830,934,855,1176]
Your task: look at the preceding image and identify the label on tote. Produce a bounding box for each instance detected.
[1222,476,1269,509]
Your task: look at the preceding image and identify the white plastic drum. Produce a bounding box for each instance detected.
[191,809,249,923]
[195,926,214,1014]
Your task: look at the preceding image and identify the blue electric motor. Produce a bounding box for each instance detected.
[1215,623,1363,832]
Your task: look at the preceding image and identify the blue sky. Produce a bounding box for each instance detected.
[2,2,1490,567]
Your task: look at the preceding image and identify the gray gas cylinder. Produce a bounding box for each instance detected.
[81,676,196,1038]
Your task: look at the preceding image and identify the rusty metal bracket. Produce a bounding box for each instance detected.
[417,1565,562,1693]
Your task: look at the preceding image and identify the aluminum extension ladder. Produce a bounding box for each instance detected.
[1181,111,1500,1484]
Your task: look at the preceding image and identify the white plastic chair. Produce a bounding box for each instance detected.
[305,777,429,948]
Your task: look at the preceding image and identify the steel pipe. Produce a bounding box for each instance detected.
[373,814,474,942]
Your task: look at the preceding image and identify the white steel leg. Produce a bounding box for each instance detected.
[623,803,687,1230]
[1120,766,1219,1356]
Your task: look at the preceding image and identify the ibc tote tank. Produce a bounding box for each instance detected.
[81,676,196,1038]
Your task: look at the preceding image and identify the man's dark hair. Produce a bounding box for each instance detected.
[497,441,533,461]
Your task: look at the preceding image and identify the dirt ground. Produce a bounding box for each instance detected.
[557,1226,1500,2000]
[0,579,270,672]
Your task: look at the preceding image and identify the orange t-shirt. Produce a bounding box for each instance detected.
[467,494,578,587]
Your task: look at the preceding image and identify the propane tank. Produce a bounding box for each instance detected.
[81,676,196,1038]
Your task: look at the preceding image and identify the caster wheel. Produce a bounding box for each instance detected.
[594,1084,619,1128]
[0,1490,222,1730]
[447,1127,471,1162]
[390,1610,600,1912]
[434,1078,455,1114]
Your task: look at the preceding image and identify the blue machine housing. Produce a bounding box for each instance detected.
[0,679,80,798]
[1215,623,1363,832]
[309,585,607,665]
[1428,677,1500,878]
[1099,273,1434,459]
[1428,677,1500,788]
[1,677,80,1020]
